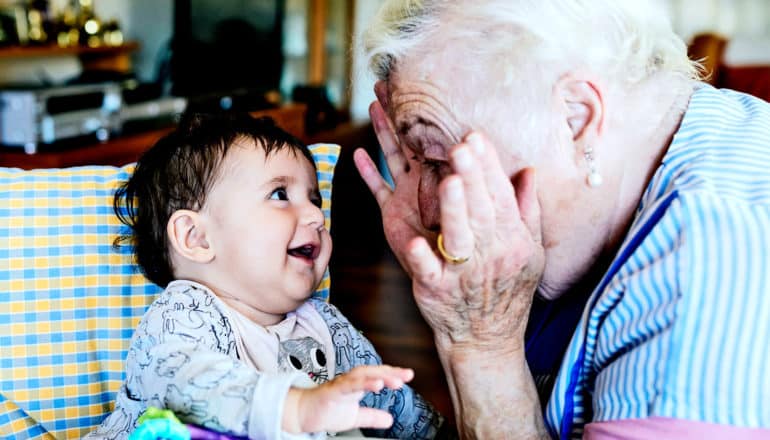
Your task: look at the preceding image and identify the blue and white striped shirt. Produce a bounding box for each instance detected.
[545,84,770,438]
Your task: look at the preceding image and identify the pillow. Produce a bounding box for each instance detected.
[0,143,340,439]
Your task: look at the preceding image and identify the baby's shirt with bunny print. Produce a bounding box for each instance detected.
[85,280,444,440]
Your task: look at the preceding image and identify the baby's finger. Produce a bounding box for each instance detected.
[349,365,413,380]
[378,367,414,390]
[347,365,414,391]
[362,377,387,394]
[373,364,414,382]
[354,408,394,430]
[327,373,383,396]
[345,375,385,394]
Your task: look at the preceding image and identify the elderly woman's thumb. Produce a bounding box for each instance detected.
[512,168,541,242]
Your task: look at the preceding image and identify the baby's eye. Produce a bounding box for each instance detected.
[269,187,288,201]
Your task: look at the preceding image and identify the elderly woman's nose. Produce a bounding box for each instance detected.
[418,170,443,230]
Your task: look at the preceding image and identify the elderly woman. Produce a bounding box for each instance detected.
[353,0,770,438]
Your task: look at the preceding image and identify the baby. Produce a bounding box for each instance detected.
[86,113,446,439]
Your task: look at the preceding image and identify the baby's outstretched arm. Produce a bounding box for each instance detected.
[282,365,415,434]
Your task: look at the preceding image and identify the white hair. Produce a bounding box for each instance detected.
[363,0,701,87]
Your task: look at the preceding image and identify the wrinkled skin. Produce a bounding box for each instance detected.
[354,52,615,351]
[355,100,545,351]
[354,71,557,437]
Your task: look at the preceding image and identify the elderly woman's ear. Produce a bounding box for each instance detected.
[557,73,605,146]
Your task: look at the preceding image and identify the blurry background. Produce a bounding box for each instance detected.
[668,0,770,40]
[0,0,768,425]
[0,0,767,126]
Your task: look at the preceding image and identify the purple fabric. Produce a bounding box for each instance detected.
[188,425,248,440]
[585,417,770,439]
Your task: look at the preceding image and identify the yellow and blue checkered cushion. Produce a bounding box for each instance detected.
[0,143,340,439]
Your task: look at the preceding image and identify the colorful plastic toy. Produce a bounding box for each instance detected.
[129,407,248,440]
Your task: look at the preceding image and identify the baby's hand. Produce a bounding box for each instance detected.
[282,365,414,434]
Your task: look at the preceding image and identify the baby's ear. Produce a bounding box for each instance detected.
[167,209,215,263]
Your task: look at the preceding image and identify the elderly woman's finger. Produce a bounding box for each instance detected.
[369,100,410,183]
[405,237,443,289]
[354,148,392,208]
[465,133,522,220]
[448,143,496,245]
[438,175,475,270]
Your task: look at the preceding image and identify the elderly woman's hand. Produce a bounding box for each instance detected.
[355,102,546,354]
[356,101,550,438]
[409,133,545,352]
[354,102,433,273]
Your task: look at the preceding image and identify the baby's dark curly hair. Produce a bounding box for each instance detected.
[114,112,314,287]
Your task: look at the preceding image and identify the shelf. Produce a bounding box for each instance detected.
[0,42,140,75]
[0,42,139,59]
[0,104,307,170]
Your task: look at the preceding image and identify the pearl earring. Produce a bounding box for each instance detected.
[584,146,603,187]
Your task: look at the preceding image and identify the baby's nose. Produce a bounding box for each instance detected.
[302,202,325,227]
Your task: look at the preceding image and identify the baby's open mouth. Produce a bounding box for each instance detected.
[287,244,320,260]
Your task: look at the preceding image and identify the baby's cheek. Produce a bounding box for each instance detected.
[318,231,333,269]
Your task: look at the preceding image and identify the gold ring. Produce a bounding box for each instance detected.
[437,233,470,265]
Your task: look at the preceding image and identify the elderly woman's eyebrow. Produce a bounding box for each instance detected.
[397,119,461,162]
[398,116,433,135]
[401,113,465,145]
[397,122,427,155]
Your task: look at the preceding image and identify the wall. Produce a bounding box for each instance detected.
[666,0,770,65]
[281,0,350,107]
[666,0,770,41]
[349,0,382,122]
[93,0,173,83]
